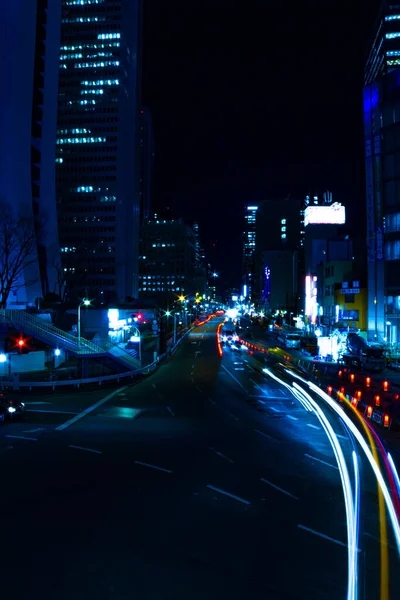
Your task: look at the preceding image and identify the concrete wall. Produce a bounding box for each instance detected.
[0,351,45,376]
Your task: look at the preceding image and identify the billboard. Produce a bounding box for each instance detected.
[304,203,345,227]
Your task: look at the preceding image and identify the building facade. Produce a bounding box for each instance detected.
[242,206,258,300]
[56,0,143,304]
[364,3,400,344]
[139,106,154,223]
[0,0,62,307]
[139,218,197,303]
[365,2,400,85]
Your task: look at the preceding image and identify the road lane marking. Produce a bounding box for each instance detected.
[6,435,37,441]
[208,397,216,405]
[234,368,245,371]
[336,434,347,440]
[135,460,172,474]
[304,453,338,470]
[152,384,156,389]
[195,385,202,393]
[254,429,279,442]
[297,524,347,548]
[270,406,280,412]
[207,484,250,505]
[228,412,239,421]
[117,392,126,396]
[23,428,45,433]
[209,447,234,464]
[69,444,102,455]
[56,386,127,431]
[192,364,195,368]
[27,409,80,415]
[261,477,299,500]
[220,364,248,392]
[234,362,243,365]
[286,415,298,420]
[24,401,52,405]
[167,406,175,416]
[307,423,320,430]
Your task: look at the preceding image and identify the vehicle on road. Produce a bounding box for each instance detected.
[277,332,301,349]
[341,334,386,372]
[0,394,25,422]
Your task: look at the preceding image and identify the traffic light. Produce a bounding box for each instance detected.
[137,313,143,321]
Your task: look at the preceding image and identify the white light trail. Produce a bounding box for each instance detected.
[307,381,400,555]
[387,453,400,498]
[293,383,358,600]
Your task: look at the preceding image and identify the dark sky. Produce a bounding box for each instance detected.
[142,0,381,288]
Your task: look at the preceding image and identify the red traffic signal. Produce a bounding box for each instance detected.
[137,313,143,320]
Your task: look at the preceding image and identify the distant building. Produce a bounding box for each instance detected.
[139,218,197,303]
[242,206,258,300]
[261,250,299,312]
[56,0,143,304]
[139,106,154,222]
[0,0,62,306]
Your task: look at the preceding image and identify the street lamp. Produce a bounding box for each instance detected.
[77,299,91,346]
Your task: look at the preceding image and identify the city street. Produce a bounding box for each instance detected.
[1,318,399,599]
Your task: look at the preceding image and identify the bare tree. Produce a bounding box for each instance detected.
[52,256,67,302]
[0,202,38,308]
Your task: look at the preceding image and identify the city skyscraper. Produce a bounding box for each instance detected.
[364,1,400,343]
[56,0,143,304]
[0,0,62,307]
[365,2,400,85]
[139,106,155,222]
[242,205,258,300]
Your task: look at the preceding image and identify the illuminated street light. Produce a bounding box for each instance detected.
[78,298,91,346]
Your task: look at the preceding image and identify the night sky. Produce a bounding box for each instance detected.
[142,0,381,288]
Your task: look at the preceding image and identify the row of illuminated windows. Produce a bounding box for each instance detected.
[81,79,119,86]
[98,33,120,39]
[385,15,400,21]
[386,32,400,39]
[60,226,116,233]
[387,50,400,56]
[60,42,120,51]
[387,59,400,66]
[61,246,115,254]
[60,52,116,60]
[64,0,104,5]
[62,16,106,23]
[140,287,184,293]
[57,137,107,144]
[150,243,177,248]
[81,89,105,94]
[75,61,120,68]
[58,127,91,134]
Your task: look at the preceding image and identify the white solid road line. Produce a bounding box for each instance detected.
[269,406,280,412]
[297,524,347,548]
[304,453,338,470]
[135,460,172,474]
[307,423,320,430]
[6,434,37,442]
[286,415,298,420]
[167,406,175,416]
[69,444,102,455]
[207,484,250,505]
[261,477,299,500]
[220,364,248,391]
[56,386,127,431]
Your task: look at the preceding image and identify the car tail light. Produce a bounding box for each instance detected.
[338,370,343,378]
[384,414,390,428]
[366,377,371,387]
[350,373,355,383]
[382,380,389,392]
[327,386,333,395]
[367,406,373,418]
[374,395,380,407]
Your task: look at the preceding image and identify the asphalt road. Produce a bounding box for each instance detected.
[1,318,399,599]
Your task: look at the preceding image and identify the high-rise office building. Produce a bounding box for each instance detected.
[364,1,400,343]
[56,0,143,304]
[0,0,62,307]
[242,206,258,300]
[139,106,154,222]
[365,2,400,85]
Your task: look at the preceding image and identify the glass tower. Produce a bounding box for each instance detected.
[56,0,142,303]
[243,206,258,300]
[365,2,400,85]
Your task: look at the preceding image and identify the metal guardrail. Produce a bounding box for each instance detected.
[1,325,196,392]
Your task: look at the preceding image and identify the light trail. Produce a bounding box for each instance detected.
[306,381,400,556]
[293,383,358,600]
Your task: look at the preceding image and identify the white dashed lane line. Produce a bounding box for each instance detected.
[304,453,338,470]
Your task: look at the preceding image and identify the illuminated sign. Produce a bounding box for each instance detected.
[304,203,345,226]
[247,206,258,210]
